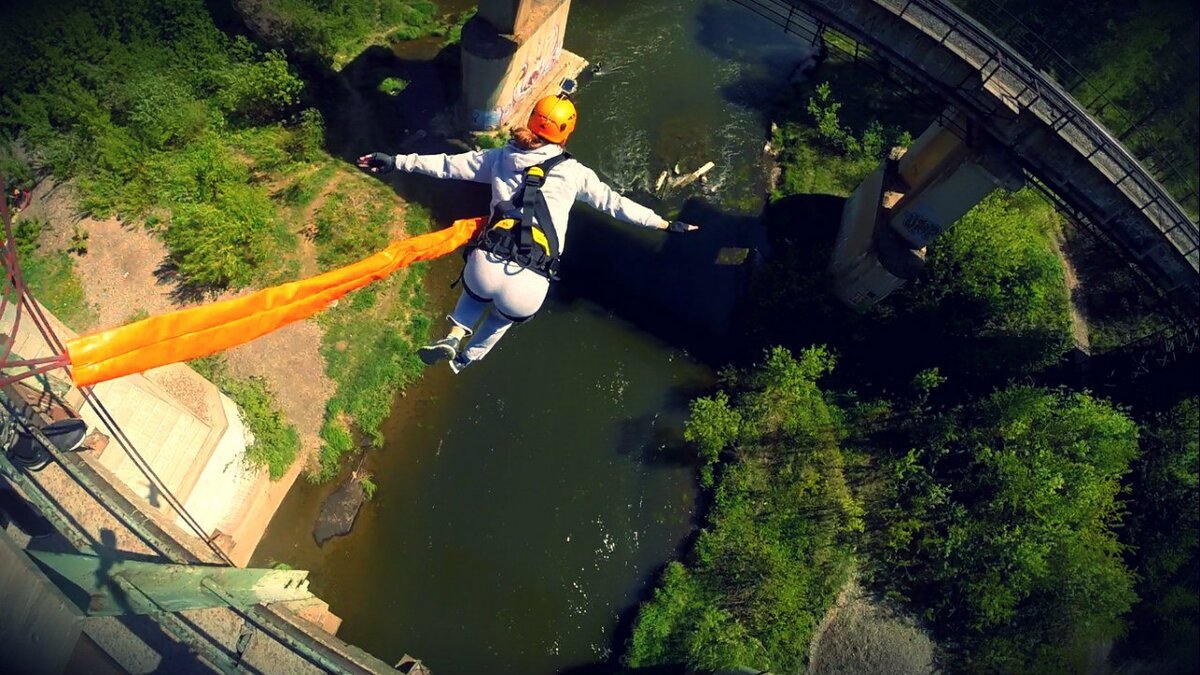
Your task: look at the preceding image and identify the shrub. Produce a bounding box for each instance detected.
[378,77,409,96]
[627,347,859,673]
[163,184,276,288]
[870,385,1140,672]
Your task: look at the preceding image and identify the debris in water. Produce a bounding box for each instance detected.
[670,161,716,190]
[655,170,668,192]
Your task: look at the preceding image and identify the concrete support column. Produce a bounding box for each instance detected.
[831,110,1024,309]
[477,0,535,35]
[461,0,584,131]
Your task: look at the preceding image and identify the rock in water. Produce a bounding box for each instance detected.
[313,477,366,546]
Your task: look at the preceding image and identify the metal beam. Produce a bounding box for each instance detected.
[27,549,313,616]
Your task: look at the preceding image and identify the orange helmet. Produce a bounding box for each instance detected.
[527,95,577,145]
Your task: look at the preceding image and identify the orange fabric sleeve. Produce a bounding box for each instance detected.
[67,217,483,387]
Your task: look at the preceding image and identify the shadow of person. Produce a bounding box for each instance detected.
[94,528,135,615]
[555,191,855,369]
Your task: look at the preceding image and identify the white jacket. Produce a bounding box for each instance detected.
[396,144,667,254]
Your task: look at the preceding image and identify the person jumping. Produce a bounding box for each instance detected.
[358,87,697,374]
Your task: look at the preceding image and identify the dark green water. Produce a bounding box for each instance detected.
[254,2,812,673]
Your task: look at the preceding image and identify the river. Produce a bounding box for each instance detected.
[252,2,813,673]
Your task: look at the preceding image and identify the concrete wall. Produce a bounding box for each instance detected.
[2,300,279,565]
[462,0,573,130]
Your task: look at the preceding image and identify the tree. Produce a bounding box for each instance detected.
[1118,398,1199,669]
[902,188,1073,376]
[872,385,1140,672]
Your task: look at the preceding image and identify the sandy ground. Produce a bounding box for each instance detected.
[809,578,937,675]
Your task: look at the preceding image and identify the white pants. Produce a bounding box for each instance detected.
[450,250,550,361]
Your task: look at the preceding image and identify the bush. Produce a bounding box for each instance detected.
[378,77,409,96]
[771,81,912,199]
[253,0,444,67]
[190,355,300,480]
[1119,398,1200,667]
[285,108,326,163]
[163,184,277,288]
[903,188,1073,375]
[870,385,1140,672]
[216,41,303,123]
[627,347,860,673]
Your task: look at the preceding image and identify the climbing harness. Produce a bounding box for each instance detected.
[473,153,572,280]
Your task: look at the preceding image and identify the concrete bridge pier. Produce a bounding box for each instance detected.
[461,0,587,132]
[831,110,1024,309]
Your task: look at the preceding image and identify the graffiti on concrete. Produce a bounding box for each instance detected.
[471,22,564,130]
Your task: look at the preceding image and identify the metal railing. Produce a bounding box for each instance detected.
[957,0,1197,213]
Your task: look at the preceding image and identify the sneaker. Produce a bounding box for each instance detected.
[449,354,471,374]
[418,336,460,365]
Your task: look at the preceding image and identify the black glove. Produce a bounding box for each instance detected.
[357,152,397,174]
[667,220,698,233]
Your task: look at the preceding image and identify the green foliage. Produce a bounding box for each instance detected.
[315,416,355,482]
[313,184,394,269]
[472,132,507,150]
[12,218,96,329]
[772,81,913,199]
[440,8,477,46]
[903,188,1073,375]
[0,146,34,188]
[0,0,313,290]
[378,77,409,96]
[869,385,1140,672]
[627,347,860,673]
[311,228,430,480]
[216,42,302,123]
[684,391,742,467]
[189,355,300,480]
[285,108,326,163]
[954,0,1198,215]
[1120,398,1199,666]
[360,475,378,501]
[162,183,278,288]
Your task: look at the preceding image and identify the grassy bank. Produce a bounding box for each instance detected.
[0,0,443,482]
[306,172,435,480]
[10,217,96,330]
[191,355,301,480]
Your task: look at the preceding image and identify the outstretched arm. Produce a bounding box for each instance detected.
[357,149,499,183]
[576,167,697,232]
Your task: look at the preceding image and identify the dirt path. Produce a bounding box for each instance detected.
[808,577,937,675]
[55,191,332,460]
[1051,229,1092,353]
